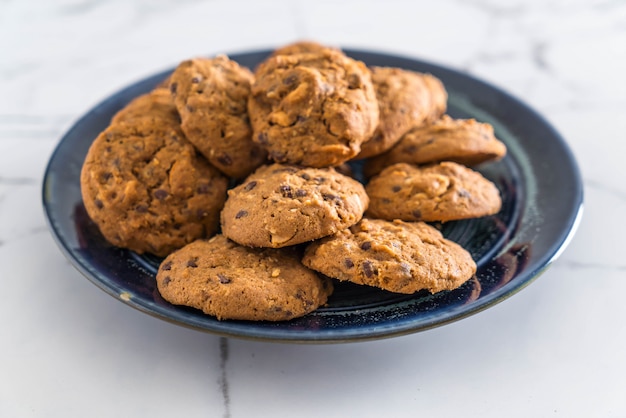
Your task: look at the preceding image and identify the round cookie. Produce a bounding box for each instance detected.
[303,218,476,294]
[365,162,502,222]
[355,67,447,160]
[271,40,340,57]
[364,115,507,177]
[111,87,180,125]
[169,56,267,179]
[80,116,228,257]
[221,163,369,248]
[156,235,333,321]
[248,49,379,167]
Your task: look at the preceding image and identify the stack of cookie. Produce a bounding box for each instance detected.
[80,41,507,321]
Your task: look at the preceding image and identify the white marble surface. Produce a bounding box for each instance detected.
[1,0,624,416]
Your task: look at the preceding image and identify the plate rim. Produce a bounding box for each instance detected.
[42,47,584,343]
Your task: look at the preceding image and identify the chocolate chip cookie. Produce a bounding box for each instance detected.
[80,114,228,257]
[248,49,379,167]
[355,67,447,159]
[156,235,333,321]
[221,163,369,248]
[364,115,507,177]
[169,56,267,178]
[365,162,502,222]
[303,218,476,294]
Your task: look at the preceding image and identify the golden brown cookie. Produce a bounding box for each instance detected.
[169,56,267,179]
[271,40,340,57]
[156,235,333,321]
[365,162,502,222]
[355,67,447,159]
[363,115,507,177]
[111,88,180,125]
[221,163,369,248]
[303,219,476,294]
[80,111,228,257]
[248,49,379,167]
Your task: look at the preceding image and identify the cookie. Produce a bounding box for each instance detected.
[365,162,502,222]
[355,67,447,159]
[111,88,180,125]
[169,56,267,179]
[303,218,476,294]
[221,163,369,248]
[364,115,507,177]
[80,113,228,257]
[248,49,379,167]
[271,40,340,57]
[156,235,333,321]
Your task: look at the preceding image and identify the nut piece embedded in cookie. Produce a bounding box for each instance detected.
[156,236,333,321]
[303,219,476,294]
[364,115,507,177]
[80,91,228,257]
[221,163,369,248]
[355,67,447,160]
[169,56,267,179]
[365,162,502,222]
[248,49,379,167]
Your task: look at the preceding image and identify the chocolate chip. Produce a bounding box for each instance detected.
[170,82,177,94]
[280,184,293,198]
[458,189,471,198]
[257,132,268,144]
[100,172,112,182]
[272,167,297,174]
[135,204,148,213]
[392,185,401,193]
[296,115,307,123]
[412,209,422,219]
[218,274,231,284]
[313,176,326,183]
[360,241,372,251]
[217,153,233,166]
[322,193,338,201]
[283,74,298,85]
[344,258,354,268]
[244,181,257,191]
[162,276,171,286]
[295,189,307,197]
[191,76,201,83]
[197,209,208,219]
[154,189,168,200]
[197,183,210,194]
[186,105,194,113]
[186,258,198,268]
[362,260,376,278]
[161,261,172,271]
[347,73,361,89]
[300,173,311,180]
[270,151,286,162]
[94,199,103,209]
[235,210,248,219]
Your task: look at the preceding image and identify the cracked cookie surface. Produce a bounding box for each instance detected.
[355,67,447,159]
[80,95,228,257]
[156,235,333,321]
[365,162,502,222]
[248,49,379,167]
[303,218,476,294]
[221,163,369,248]
[364,115,507,177]
[169,56,267,179]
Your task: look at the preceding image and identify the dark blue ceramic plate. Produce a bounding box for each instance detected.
[42,49,583,343]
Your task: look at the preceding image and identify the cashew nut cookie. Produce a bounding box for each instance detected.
[221,163,369,248]
[80,111,228,257]
[355,67,447,160]
[156,235,333,321]
[248,49,379,167]
[302,218,476,294]
[365,162,502,222]
[364,115,507,177]
[169,56,267,179]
